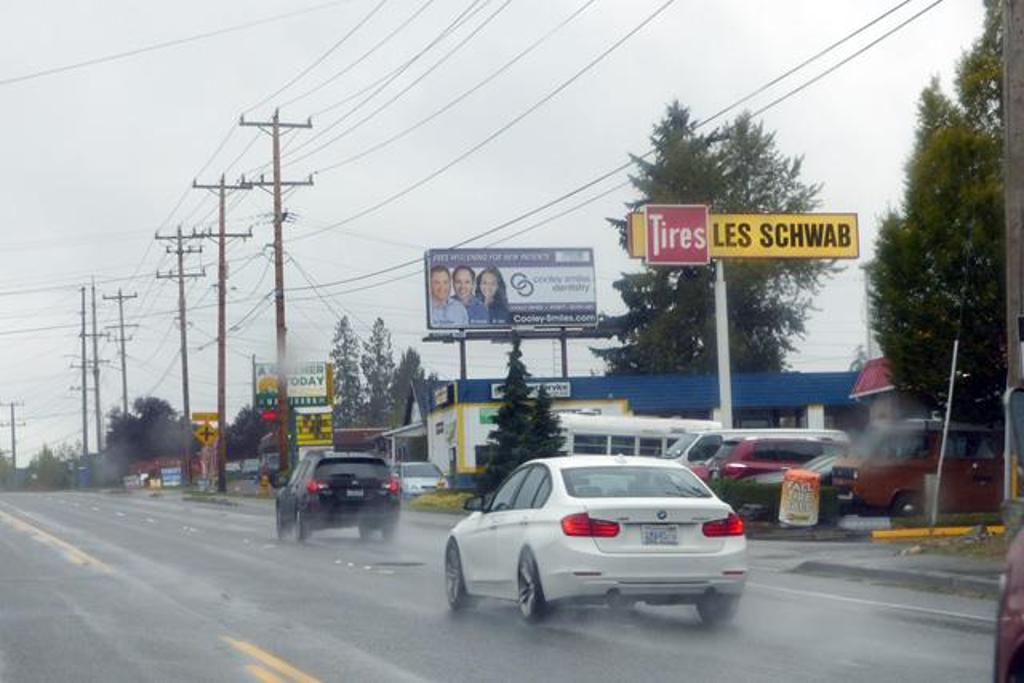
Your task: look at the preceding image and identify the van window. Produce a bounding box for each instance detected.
[753,440,824,463]
[946,431,1000,460]
[876,431,929,460]
[573,434,608,455]
[610,436,636,456]
[664,433,699,458]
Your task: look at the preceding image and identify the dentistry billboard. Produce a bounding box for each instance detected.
[424,248,597,329]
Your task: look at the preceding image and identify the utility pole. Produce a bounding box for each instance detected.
[241,109,313,477]
[192,174,252,493]
[79,287,89,456]
[90,280,105,451]
[156,226,205,486]
[103,289,138,416]
[1007,0,1024,500]
[0,402,25,470]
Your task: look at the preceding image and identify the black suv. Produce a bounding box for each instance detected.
[276,452,400,542]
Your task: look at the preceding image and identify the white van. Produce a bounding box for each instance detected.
[663,428,850,466]
[559,413,721,458]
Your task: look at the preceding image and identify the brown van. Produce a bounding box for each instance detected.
[831,419,1003,516]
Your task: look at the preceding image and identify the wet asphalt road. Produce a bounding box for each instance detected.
[0,490,998,682]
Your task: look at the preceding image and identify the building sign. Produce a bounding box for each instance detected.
[296,411,332,446]
[490,381,572,400]
[643,205,710,265]
[627,207,859,261]
[255,361,333,408]
[424,248,597,329]
[433,384,454,409]
[708,213,859,259]
[160,467,182,488]
[479,407,499,425]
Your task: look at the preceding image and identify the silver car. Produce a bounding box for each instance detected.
[397,462,445,498]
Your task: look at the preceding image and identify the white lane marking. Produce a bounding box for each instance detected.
[747,581,993,623]
[115,512,126,517]
[90,507,100,512]
[145,518,156,524]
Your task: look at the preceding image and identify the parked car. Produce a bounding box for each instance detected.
[996,388,1024,682]
[444,455,746,625]
[275,452,400,542]
[831,419,1003,516]
[663,428,849,468]
[702,437,846,482]
[747,453,841,486]
[395,461,445,498]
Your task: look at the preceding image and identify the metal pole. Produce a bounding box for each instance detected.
[714,260,734,428]
[560,330,569,379]
[80,287,89,456]
[1005,0,1024,499]
[91,280,103,451]
[931,338,960,527]
[176,226,193,485]
[10,403,15,469]
[458,337,467,380]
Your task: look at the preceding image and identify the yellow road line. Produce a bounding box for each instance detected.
[872,525,1005,540]
[246,665,286,683]
[223,636,322,683]
[0,507,113,574]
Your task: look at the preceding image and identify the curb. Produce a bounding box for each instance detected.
[872,526,1005,540]
[793,560,1001,598]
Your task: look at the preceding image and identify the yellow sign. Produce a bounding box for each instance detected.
[296,412,333,446]
[627,210,647,258]
[708,213,858,259]
[193,423,218,446]
[191,412,218,422]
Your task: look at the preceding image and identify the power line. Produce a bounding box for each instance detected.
[290,0,678,245]
[284,0,513,166]
[245,0,391,114]
[288,0,945,293]
[0,0,354,87]
[313,0,597,174]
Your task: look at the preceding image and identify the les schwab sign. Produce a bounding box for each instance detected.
[628,206,858,262]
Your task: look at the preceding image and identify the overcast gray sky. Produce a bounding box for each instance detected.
[0,0,986,461]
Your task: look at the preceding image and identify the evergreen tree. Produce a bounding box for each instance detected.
[361,318,396,426]
[330,316,364,427]
[528,386,565,458]
[225,405,269,460]
[479,338,533,494]
[596,104,836,374]
[389,347,426,427]
[869,4,1004,422]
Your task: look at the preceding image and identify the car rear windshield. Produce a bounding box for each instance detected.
[315,458,389,480]
[402,463,441,478]
[562,466,711,499]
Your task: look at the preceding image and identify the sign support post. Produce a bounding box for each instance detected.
[714,260,734,429]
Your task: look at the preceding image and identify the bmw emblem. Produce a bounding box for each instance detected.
[656,510,667,521]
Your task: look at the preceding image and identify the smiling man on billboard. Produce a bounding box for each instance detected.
[452,265,489,325]
[429,265,469,327]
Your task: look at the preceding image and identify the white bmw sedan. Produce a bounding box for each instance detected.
[444,455,747,625]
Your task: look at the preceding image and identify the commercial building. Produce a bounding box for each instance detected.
[386,371,865,486]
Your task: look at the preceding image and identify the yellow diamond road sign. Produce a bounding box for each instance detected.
[194,423,218,446]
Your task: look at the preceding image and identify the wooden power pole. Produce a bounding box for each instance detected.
[1007,0,1024,499]
[192,174,252,493]
[103,289,138,416]
[79,286,89,456]
[156,227,205,486]
[241,109,313,477]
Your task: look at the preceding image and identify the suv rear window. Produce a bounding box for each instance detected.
[562,466,710,499]
[315,458,388,480]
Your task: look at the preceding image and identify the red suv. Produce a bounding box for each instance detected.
[702,437,847,481]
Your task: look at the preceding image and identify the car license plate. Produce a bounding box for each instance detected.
[641,524,678,545]
[346,489,364,498]
[837,492,853,501]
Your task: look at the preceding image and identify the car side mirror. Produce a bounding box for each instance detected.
[464,496,484,512]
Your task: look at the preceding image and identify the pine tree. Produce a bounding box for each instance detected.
[479,338,533,494]
[596,105,835,374]
[388,347,426,427]
[361,318,396,426]
[330,316,364,427]
[528,386,564,458]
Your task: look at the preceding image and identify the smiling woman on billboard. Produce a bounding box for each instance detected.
[476,267,509,324]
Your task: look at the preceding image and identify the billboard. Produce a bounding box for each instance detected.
[255,361,333,408]
[424,248,597,329]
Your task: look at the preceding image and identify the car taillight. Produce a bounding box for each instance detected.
[702,513,745,537]
[306,479,327,494]
[382,475,400,495]
[560,513,620,537]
